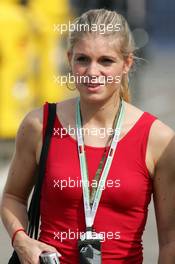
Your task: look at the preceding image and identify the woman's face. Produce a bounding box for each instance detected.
[68,34,132,103]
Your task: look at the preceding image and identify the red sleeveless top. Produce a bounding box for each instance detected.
[38,102,157,264]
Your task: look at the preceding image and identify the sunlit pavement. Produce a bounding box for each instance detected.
[0,43,175,264]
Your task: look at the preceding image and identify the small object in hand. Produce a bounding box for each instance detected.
[39,252,60,264]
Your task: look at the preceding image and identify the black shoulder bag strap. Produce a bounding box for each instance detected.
[28,103,56,239]
[8,103,56,264]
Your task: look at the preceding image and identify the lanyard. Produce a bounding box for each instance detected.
[89,99,122,207]
[76,98,125,229]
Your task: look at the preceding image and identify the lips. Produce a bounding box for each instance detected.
[83,83,104,92]
[84,83,102,87]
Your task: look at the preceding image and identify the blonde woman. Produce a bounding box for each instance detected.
[1,9,175,264]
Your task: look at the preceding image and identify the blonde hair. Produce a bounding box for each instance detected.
[68,9,136,102]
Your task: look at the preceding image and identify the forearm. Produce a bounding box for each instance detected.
[1,194,60,262]
[158,243,175,264]
[0,193,28,239]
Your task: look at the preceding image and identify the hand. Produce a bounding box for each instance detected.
[13,232,61,264]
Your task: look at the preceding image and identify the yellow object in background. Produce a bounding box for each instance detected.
[28,0,71,105]
[0,0,72,139]
[0,1,36,138]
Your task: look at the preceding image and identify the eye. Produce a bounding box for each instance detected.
[100,58,115,65]
[75,56,89,64]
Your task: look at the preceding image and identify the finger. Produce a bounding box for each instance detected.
[47,247,62,257]
[40,244,62,257]
[56,251,62,257]
[33,258,40,264]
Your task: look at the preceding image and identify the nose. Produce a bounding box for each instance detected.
[85,61,101,77]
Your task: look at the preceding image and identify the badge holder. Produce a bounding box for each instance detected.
[78,227,102,264]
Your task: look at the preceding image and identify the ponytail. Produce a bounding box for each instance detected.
[120,74,131,102]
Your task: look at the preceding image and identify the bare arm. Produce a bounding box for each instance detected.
[0,108,59,263]
[1,110,40,236]
[150,120,175,263]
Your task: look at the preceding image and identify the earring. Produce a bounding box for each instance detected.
[66,71,76,91]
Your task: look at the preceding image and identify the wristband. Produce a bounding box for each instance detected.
[11,228,27,247]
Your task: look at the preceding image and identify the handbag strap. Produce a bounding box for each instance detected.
[28,103,56,239]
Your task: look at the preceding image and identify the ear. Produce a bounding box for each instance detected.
[123,53,133,74]
[67,50,73,67]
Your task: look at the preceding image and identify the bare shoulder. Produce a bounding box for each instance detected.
[4,107,44,200]
[125,103,174,149]
[148,118,175,165]
[16,106,43,154]
[125,102,175,176]
[21,107,43,131]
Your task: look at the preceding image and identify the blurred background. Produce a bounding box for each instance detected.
[0,0,175,263]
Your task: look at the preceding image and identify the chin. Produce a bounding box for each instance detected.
[77,84,119,104]
[79,92,114,105]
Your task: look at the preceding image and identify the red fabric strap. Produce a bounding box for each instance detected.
[11,228,26,247]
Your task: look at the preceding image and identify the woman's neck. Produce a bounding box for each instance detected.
[79,93,121,128]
